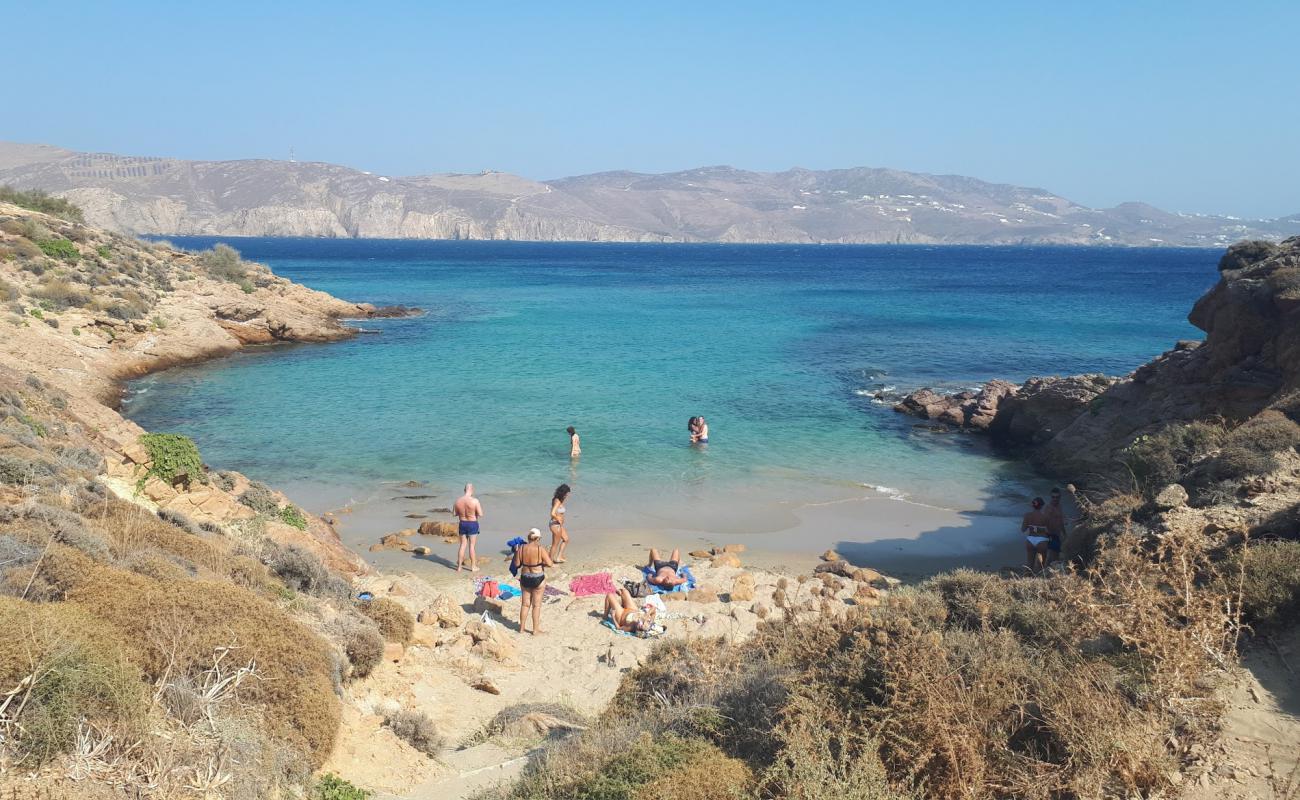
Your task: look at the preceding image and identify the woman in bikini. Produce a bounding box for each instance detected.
[604,586,656,634]
[511,528,554,635]
[548,483,571,563]
[1021,496,1051,573]
[646,547,687,589]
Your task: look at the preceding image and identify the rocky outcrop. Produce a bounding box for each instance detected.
[0,201,391,574]
[895,237,1300,480]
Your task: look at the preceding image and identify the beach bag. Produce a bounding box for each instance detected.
[480,579,500,599]
[623,580,646,599]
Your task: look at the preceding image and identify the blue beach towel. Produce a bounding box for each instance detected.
[641,564,696,594]
[601,619,636,637]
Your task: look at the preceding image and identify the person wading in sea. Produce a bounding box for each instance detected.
[454,483,484,573]
[568,426,581,458]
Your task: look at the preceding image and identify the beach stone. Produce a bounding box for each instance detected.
[383,642,405,663]
[720,543,746,553]
[373,533,410,552]
[419,594,465,628]
[418,520,457,537]
[466,620,517,662]
[688,550,713,559]
[1154,484,1189,510]
[710,552,742,568]
[730,574,755,602]
[688,587,720,604]
[662,592,688,603]
[472,679,501,695]
[750,602,770,619]
[820,549,840,562]
[814,560,854,578]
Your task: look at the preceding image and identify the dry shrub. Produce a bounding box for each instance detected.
[505,529,1237,800]
[0,597,147,764]
[40,548,341,766]
[359,597,413,645]
[31,278,91,310]
[94,497,227,574]
[384,708,444,756]
[337,615,384,679]
[262,540,347,598]
[1204,410,1300,482]
[1230,539,1300,629]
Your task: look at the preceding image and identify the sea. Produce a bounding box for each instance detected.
[124,239,1220,570]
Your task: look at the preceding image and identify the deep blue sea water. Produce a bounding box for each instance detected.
[124,240,1219,561]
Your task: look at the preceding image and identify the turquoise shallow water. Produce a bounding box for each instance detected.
[124,240,1218,561]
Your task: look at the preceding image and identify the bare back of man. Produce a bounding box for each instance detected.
[453,484,483,572]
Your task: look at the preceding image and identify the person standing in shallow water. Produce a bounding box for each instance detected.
[1021,496,1051,573]
[453,483,483,573]
[548,483,571,564]
[567,426,581,458]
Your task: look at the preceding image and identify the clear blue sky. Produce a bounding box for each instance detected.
[7,1,1298,217]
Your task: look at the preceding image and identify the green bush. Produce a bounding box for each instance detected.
[0,186,84,222]
[36,238,79,262]
[239,481,280,514]
[1121,421,1224,494]
[278,504,308,530]
[135,432,205,491]
[312,774,372,800]
[96,245,111,259]
[198,243,247,282]
[1231,540,1300,629]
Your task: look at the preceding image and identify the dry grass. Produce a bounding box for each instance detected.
[38,547,341,766]
[360,597,413,645]
[495,527,1239,800]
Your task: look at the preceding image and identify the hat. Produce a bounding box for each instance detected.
[526,527,542,541]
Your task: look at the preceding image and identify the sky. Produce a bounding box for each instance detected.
[4,1,1298,217]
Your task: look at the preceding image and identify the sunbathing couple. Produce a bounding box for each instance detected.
[603,547,686,634]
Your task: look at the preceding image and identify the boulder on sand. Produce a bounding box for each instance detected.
[418,520,457,537]
[730,573,756,602]
[820,549,840,562]
[465,620,517,662]
[711,552,742,568]
[418,594,465,629]
[688,587,720,604]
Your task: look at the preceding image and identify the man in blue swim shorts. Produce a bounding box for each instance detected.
[453,483,484,573]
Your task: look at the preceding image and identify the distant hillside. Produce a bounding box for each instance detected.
[2,141,1296,246]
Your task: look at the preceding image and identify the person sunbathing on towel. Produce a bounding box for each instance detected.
[646,547,688,589]
[604,586,656,634]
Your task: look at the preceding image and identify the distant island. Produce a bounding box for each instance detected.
[2,140,1297,246]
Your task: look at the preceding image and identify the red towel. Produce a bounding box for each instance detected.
[569,572,616,597]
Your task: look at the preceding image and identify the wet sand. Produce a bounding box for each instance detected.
[282,476,1033,587]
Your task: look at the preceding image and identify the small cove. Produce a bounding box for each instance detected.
[124,239,1219,569]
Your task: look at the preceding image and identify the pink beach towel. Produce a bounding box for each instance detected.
[569,572,616,597]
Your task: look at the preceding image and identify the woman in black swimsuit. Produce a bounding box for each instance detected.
[512,528,554,635]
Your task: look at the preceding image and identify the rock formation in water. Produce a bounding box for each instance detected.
[3,141,1297,245]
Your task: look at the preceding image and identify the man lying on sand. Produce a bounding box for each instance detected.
[646,548,688,589]
[604,586,656,634]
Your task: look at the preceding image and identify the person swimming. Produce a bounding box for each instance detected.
[646,547,688,589]
[512,528,554,635]
[548,483,571,563]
